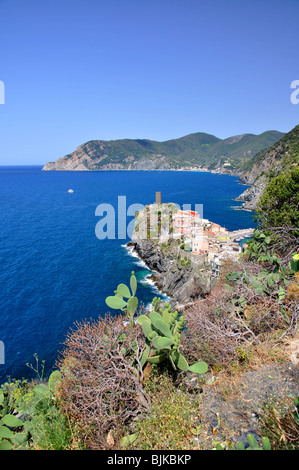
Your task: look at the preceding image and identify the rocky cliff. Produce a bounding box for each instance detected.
[235,175,268,211]
[128,238,211,306]
[236,124,299,210]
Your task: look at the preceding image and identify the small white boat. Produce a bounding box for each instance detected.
[68,189,74,193]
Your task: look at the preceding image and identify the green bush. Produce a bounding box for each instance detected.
[0,370,77,450]
[256,168,299,254]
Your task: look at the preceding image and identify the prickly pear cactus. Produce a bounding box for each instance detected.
[291,253,299,272]
[0,389,28,450]
[105,275,207,375]
[105,271,139,322]
[236,433,271,450]
[137,298,208,374]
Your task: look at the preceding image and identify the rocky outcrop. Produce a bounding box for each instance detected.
[42,159,89,171]
[235,124,299,211]
[128,238,211,306]
[235,147,280,211]
[235,174,268,211]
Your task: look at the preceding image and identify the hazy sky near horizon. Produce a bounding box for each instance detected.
[0,0,299,165]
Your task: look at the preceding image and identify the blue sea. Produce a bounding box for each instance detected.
[0,166,255,383]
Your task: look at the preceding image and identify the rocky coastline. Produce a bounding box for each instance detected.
[234,170,269,211]
[127,238,211,307]
[234,176,267,211]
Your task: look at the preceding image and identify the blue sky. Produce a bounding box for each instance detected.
[0,0,298,165]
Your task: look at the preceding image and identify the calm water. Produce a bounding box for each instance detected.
[0,166,255,383]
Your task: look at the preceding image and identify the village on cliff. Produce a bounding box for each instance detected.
[134,192,254,277]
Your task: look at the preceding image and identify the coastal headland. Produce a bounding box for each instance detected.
[128,192,254,306]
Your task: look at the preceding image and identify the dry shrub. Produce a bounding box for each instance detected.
[56,314,149,449]
[181,284,244,366]
[181,257,295,368]
[259,395,299,450]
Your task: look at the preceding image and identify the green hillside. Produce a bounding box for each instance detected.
[236,124,299,210]
[43,130,284,171]
[239,124,299,184]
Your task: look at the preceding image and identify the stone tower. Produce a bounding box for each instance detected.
[155,191,162,204]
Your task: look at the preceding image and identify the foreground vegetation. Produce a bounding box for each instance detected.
[1,169,298,451]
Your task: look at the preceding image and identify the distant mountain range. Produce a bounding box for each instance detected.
[42,130,284,172]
